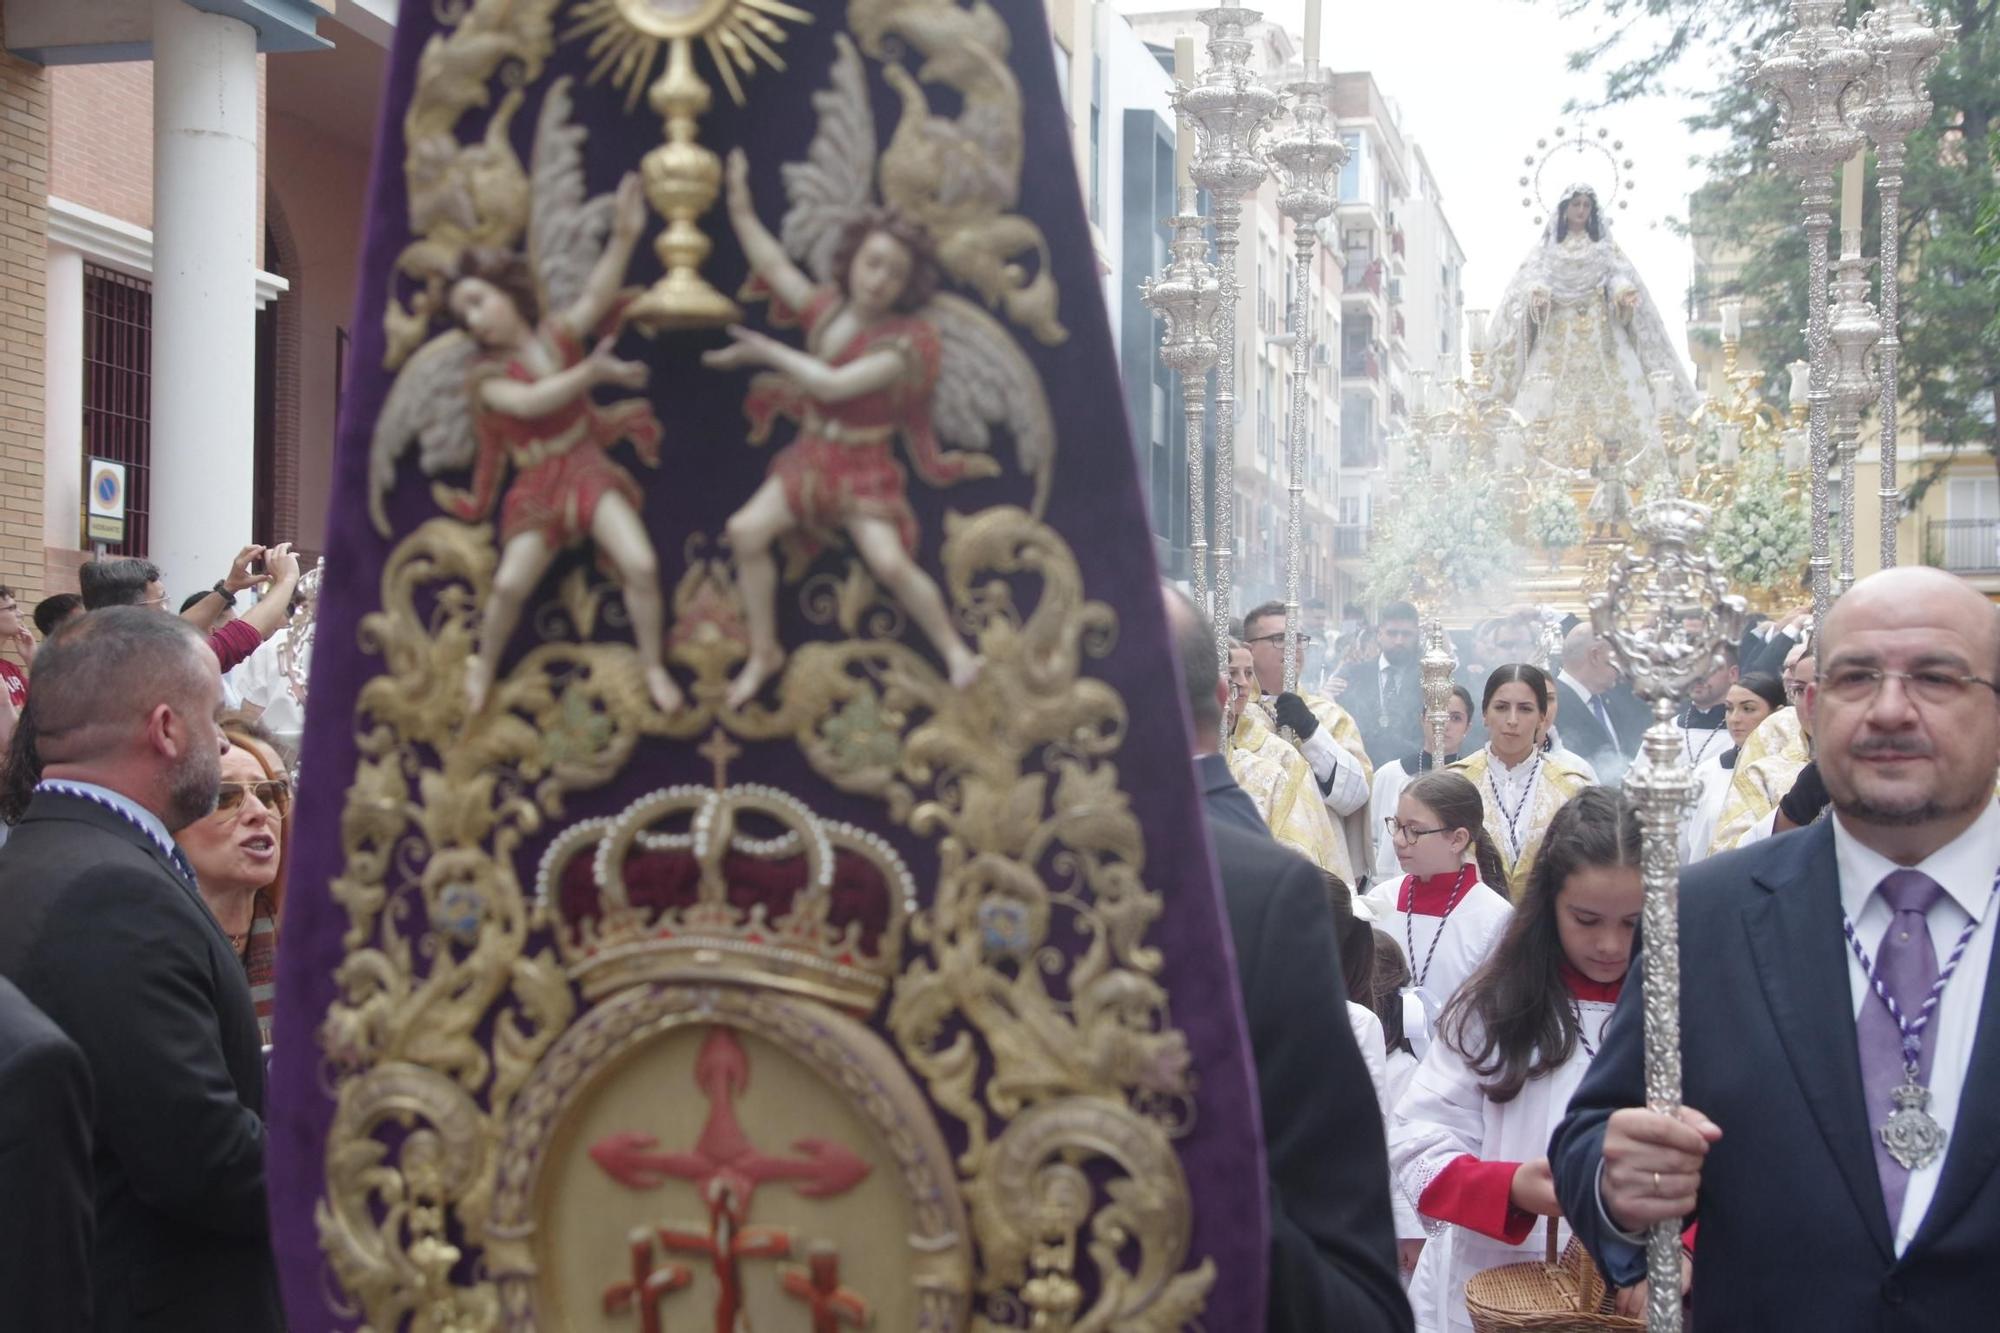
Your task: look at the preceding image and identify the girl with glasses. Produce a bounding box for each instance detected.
[1448,665,1593,899]
[173,719,291,1045]
[1363,771,1512,1073]
[1389,787,1673,1330]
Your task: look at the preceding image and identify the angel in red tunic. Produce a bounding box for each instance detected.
[707,145,1035,710]
[370,80,681,717]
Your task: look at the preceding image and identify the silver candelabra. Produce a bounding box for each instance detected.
[1826,233,1880,594]
[1856,0,1953,569]
[1267,71,1344,693]
[1142,191,1222,615]
[1182,5,1280,664]
[1752,0,1871,630]
[1592,500,1746,1333]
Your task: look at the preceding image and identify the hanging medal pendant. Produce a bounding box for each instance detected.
[1881,1074,1946,1171]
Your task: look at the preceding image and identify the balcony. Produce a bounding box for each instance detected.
[1391,227,1407,258]
[1341,348,1384,380]
[1343,257,1384,298]
[1334,524,1369,557]
[1927,518,2000,574]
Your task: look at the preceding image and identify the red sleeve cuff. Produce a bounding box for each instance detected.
[1416,1155,1537,1245]
[208,618,264,674]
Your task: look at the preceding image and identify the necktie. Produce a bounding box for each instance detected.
[1590,691,1613,738]
[1856,869,1945,1227]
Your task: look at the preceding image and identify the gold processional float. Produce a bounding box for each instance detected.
[269,3,1273,1331]
[1143,6,1947,1333]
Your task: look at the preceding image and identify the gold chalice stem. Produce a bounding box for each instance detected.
[632,36,739,332]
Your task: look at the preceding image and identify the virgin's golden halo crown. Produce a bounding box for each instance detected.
[536,780,918,1013]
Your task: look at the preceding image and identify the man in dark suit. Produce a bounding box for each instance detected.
[0,608,283,1332]
[1333,600,1424,766]
[0,975,94,1327]
[1167,587,1411,1333]
[1553,625,1646,777]
[1553,567,2000,1328]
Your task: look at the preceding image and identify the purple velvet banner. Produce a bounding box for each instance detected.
[268,3,1265,1326]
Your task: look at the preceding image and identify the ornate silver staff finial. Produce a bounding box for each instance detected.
[1267,71,1344,695]
[1591,499,1745,1333]
[1142,195,1222,615]
[1853,0,1954,569]
[1751,0,1872,634]
[1181,5,1280,665]
[1826,242,1880,595]
[1419,619,1457,765]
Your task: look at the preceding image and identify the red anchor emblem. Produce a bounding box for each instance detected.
[590,1026,873,1331]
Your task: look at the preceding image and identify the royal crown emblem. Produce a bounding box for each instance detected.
[538,733,916,1011]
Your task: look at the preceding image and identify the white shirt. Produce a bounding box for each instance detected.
[1351,1001,1425,1243]
[1832,799,2000,1255]
[1297,722,1373,816]
[1482,748,1547,862]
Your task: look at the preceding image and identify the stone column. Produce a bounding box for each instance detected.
[148,0,258,599]
[42,245,82,562]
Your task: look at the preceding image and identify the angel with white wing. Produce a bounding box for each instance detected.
[704,36,1052,711]
[370,80,680,717]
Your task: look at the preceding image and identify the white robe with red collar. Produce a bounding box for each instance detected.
[1387,973,1621,1333]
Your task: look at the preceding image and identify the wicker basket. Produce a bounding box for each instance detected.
[1463,1220,1643,1333]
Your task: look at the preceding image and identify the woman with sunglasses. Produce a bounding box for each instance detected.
[174,719,290,1045]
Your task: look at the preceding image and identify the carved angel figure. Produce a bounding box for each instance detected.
[706,36,1053,711]
[370,80,680,716]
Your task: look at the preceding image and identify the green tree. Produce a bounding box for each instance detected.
[1552,0,2000,497]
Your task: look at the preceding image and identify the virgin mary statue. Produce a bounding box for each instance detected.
[1485,183,1697,461]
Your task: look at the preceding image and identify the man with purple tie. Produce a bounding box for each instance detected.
[1553,566,2000,1328]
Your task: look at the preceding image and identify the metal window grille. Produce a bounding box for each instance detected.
[82,265,152,556]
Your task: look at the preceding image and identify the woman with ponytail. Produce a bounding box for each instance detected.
[1449,664,1593,898]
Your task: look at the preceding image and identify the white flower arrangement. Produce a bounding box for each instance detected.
[1713,448,1809,597]
[1367,455,1522,605]
[1525,485,1584,552]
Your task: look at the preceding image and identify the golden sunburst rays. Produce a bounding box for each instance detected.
[558,0,811,330]
[564,0,811,112]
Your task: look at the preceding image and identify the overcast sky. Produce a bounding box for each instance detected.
[1142,0,1730,363]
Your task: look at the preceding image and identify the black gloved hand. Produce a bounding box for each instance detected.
[1273,691,1320,740]
[1777,760,1830,828]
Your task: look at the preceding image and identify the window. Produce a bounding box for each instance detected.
[82,265,152,556]
[1946,476,1999,521]
[1338,132,1362,203]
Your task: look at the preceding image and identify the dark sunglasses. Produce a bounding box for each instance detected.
[215,779,291,818]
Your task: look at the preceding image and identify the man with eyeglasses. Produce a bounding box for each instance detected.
[1243,600,1377,882]
[79,544,302,675]
[1557,565,2000,1327]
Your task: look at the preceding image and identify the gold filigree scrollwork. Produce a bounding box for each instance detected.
[849,0,1068,345]
[387,1,563,367]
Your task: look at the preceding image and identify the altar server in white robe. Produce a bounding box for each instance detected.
[1450,665,1593,899]
[1389,788,1651,1332]
[1370,686,1474,884]
[1681,672,1787,863]
[1363,770,1512,1065]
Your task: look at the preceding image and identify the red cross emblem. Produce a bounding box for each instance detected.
[590,1026,873,1331]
